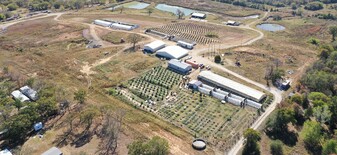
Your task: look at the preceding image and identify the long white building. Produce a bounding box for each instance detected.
[156,46,189,59]
[198,71,266,102]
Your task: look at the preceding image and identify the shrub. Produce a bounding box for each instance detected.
[308,37,320,45]
[304,2,324,11]
[214,55,221,63]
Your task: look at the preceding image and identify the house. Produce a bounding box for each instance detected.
[156,46,189,59]
[226,20,239,26]
[198,71,266,102]
[41,147,63,155]
[168,59,192,74]
[11,90,30,102]
[20,86,38,101]
[143,40,166,53]
[191,12,207,19]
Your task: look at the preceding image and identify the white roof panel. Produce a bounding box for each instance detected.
[156,46,189,59]
[41,147,62,155]
[11,90,30,102]
[198,71,266,102]
[144,40,166,50]
[20,85,38,101]
[192,12,206,18]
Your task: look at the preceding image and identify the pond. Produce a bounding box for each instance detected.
[113,1,150,10]
[155,4,196,15]
[257,23,285,32]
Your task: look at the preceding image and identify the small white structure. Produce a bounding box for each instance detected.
[111,23,133,30]
[177,40,194,49]
[230,94,245,102]
[191,12,206,19]
[42,147,63,155]
[94,20,112,27]
[211,91,226,100]
[215,88,230,96]
[198,86,211,95]
[20,86,38,101]
[11,90,30,102]
[227,96,242,106]
[144,40,166,53]
[201,84,214,91]
[168,59,192,74]
[156,46,189,59]
[0,149,12,155]
[34,122,43,131]
[246,99,262,109]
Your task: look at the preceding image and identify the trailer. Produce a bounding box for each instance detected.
[177,40,194,49]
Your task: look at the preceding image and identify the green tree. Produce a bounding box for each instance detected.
[4,114,32,142]
[329,26,337,42]
[214,55,221,63]
[79,106,100,129]
[291,94,303,105]
[300,120,323,152]
[13,99,23,110]
[128,136,169,155]
[7,3,18,11]
[176,9,185,19]
[266,108,296,133]
[0,13,5,21]
[271,69,285,83]
[322,139,337,155]
[127,34,142,51]
[36,97,59,117]
[313,105,331,124]
[74,89,86,104]
[243,128,261,155]
[270,140,283,155]
[147,8,154,16]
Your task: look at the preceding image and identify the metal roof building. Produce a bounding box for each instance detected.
[191,12,206,19]
[198,71,266,102]
[156,46,189,59]
[94,20,112,27]
[20,86,38,101]
[111,23,133,31]
[41,147,63,155]
[144,40,166,53]
[168,59,192,74]
[0,149,12,155]
[11,90,30,102]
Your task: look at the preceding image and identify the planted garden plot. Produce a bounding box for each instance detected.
[127,66,183,103]
[157,89,257,152]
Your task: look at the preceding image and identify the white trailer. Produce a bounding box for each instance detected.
[201,84,214,91]
[227,96,242,106]
[230,94,245,102]
[211,91,226,100]
[246,99,262,109]
[215,88,230,96]
[94,20,112,27]
[198,86,211,95]
[111,23,133,31]
[177,40,194,49]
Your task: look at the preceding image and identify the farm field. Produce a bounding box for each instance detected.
[148,21,258,44]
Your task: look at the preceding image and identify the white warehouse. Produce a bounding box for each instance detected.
[111,23,133,31]
[94,20,112,27]
[198,71,266,102]
[156,46,189,59]
[144,40,166,53]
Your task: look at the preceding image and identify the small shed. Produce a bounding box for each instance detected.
[41,147,63,155]
[34,122,43,131]
[168,59,192,74]
[11,90,30,102]
[144,40,166,53]
[226,20,239,26]
[20,86,38,101]
[191,13,207,19]
[188,80,202,89]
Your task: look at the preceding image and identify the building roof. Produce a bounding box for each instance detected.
[11,90,30,102]
[111,23,133,30]
[20,86,38,101]
[41,147,62,155]
[0,149,12,155]
[177,40,194,47]
[227,20,236,24]
[188,80,202,86]
[144,40,166,50]
[168,59,191,70]
[198,71,266,102]
[191,12,206,18]
[156,46,189,59]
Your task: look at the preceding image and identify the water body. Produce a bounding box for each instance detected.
[257,23,285,32]
[155,4,196,15]
[243,14,259,19]
[112,1,150,10]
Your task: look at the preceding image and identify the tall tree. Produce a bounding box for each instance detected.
[329,26,337,42]
[322,139,337,155]
[128,136,169,155]
[127,34,142,51]
[300,120,323,153]
[176,9,185,19]
[242,128,261,155]
[270,140,284,155]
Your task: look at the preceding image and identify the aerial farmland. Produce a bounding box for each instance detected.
[0,0,336,155]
